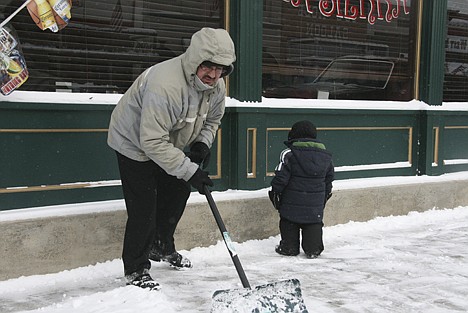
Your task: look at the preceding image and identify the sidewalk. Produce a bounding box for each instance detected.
[1,206,467,313]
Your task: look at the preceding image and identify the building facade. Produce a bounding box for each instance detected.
[1,0,468,210]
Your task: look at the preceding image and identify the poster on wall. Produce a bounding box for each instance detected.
[26,0,72,32]
[0,0,72,95]
[0,26,28,96]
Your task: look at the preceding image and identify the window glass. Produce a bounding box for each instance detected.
[263,0,417,101]
[445,0,468,102]
[0,0,224,93]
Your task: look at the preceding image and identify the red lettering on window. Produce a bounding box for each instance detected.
[291,0,301,7]
[287,0,410,25]
[344,0,359,20]
[319,0,335,17]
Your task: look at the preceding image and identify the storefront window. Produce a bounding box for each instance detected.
[445,0,468,102]
[263,0,417,101]
[0,0,224,93]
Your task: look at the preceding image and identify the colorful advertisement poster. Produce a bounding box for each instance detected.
[27,0,72,32]
[0,27,29,96]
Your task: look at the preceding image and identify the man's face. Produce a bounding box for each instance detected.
[196,63,225,86]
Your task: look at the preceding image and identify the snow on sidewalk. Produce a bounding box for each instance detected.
[1,206,467,313]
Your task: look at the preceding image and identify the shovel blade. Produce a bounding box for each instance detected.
[211,278,308,313]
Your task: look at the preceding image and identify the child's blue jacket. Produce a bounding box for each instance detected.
[271,138,335,224]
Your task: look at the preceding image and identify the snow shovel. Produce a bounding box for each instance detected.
[203,185,309,313]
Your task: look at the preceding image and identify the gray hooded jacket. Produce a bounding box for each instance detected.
[107,28,236,181]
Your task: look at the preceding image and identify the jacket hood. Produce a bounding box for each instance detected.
[287,139,332,177]
[181,28,236,81]
[284,139,325,150]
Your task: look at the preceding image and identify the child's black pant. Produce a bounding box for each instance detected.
[279,217,324,256]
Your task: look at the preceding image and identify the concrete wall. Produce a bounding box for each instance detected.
[1,179,468,281]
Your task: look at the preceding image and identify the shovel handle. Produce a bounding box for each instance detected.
[204,185,251,289]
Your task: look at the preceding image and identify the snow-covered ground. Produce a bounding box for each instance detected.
[1,204,467,312]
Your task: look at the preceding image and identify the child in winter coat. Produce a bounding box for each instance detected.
[269,120,334,258]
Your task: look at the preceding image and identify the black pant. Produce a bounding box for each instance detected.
[279,217,324,256]
[116,152,191,275]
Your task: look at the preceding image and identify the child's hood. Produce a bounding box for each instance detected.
[287,139,332,176]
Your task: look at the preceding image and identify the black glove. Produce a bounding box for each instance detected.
[268,190,281,210]
[189,142,211,169]
[188,168,213,194]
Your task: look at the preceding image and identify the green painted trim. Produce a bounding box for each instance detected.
[417,111,435,175]
[228,0,262,102]
[2,101,468,210]
[418,1,448,105]
[1,186,123,211]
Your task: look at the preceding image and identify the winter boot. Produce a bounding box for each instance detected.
[125,268,160,291]
[275,244,300,256]
[149,249,192,269]
[305,252,321,259]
